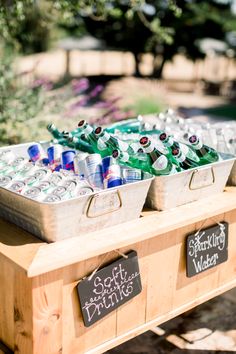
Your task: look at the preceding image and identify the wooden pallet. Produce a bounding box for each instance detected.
[0,187,236,354]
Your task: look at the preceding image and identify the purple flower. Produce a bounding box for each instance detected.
[30,78,52,90]
[89,85,104,98]
[72,78,89,95]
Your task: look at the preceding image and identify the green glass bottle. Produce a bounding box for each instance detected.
[188,135,219,164]
[94,127,129,153]
[77,120,109,157]
[158,132,200,163]
[112,149,151,173]
[139,136,177,176]
[47,123,63,140]
[105,116,143,134]
[67,136,94,154]
[171,147,199,170]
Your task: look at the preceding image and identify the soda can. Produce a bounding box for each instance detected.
[122,168,142,184]
[43,194,61,203]
[47,145,63,167]
[18,162,37,177]
[51,186,70,200]
[33,168,51,181]
[62,179,78,194]
[86,154,103,189]
[105,164,122,188]
[27,144,42,162]
[36,180,54,193]
[48,172,64,186]
[74,155,88,178]
[9,157,28,169]
[0,150,15,163]
[61,150,75,171]
[23,187,44,200]
[76,186,93,196]
[8,180,26,193]
[0,175,13,187]
[102,156,116,179]
[23,175,38,186]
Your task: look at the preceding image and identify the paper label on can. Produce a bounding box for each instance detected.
[152,155,168,171]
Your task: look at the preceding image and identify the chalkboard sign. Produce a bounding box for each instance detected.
[77,250,142,327]
[186,222,228,277]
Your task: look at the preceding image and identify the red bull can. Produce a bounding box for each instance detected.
[61,150,75,171]
[47,145,63,169]
[102,157,122,188]
[27,144,42,162]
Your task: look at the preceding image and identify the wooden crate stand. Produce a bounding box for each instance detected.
[0,187,236,354]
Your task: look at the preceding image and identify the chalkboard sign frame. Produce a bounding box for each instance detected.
[186,221,228,278]
[77,250,142,327]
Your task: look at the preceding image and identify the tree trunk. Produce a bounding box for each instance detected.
[152,56,167,79]
[133,52,142,77]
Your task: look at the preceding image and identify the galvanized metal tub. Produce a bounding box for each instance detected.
[227,161,236,186]
[145,153,235,211]
[0,142,153,242]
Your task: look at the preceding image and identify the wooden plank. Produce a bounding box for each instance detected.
[32,270,63,354]
[62,253,117,354]
[86,278,236,354]
[28,188,236,277]
[0,340,13,354]
[0,219,44,272]
[116,241,149,336]
[173,213,225,309]
[14,269,33,354]
[0,256,14,350]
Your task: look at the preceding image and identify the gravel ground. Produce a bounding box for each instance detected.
[107,288,236,353]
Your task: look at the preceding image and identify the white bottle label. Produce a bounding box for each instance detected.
[97,139,107,150]
[83,125,93,136]
[130,142,140,153]
[117,140,129,151]
[143,140,155,153]
[121,151,129,162]
[193,141,203,149]
[152,155,168,171]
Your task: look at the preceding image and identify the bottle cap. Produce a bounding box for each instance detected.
[112,150,120,159]
[139,136,149,146]
[189,135,198,144]
[172,148,180,156]
[94,127,103,136]
[78,120,86,128]
[159,133,167,142]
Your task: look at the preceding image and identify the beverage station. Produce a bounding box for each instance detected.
[0,111,235,354]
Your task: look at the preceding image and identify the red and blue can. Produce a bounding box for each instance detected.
[61,150,75,171]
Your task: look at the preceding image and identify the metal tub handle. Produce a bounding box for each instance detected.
[86,189,122,218]
[189,167,215,191]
